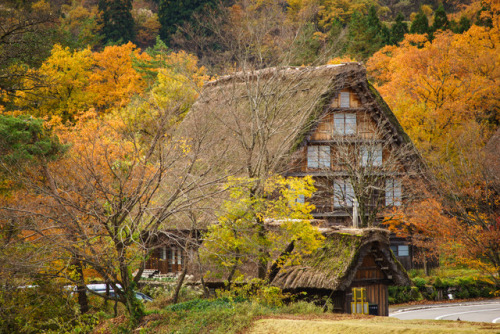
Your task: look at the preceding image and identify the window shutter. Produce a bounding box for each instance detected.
[307,146,318,168]
[361,145,382,166]
[334,179,353,207]
[334,114,345,134]
[345,113,356,134]
[386,179,402,206]
[385,179,394,206]
[374,144,383,166]
[319,146,331,168]
[361,146,369,166]
[340,92,350,108]
[346,181,354,207]
[333,181,343,208]
[394,179,402,206]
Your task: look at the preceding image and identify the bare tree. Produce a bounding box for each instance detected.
[0,96,225,319]
[312,114,422,228]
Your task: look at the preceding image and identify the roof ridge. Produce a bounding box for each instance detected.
[206,62,365,87]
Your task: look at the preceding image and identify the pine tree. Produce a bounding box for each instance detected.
[391,12,408,45]
[347,6,388,60]
[98,0,135,45]
[457,16,471,33]
[432,4,449,32]
[159,0,213,45]
[410,10,429,35]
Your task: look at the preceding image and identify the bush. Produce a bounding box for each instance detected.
[216,278,290,308]
[0,281,99,334]
[412,277,427,290]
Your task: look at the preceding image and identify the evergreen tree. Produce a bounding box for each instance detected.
[457,16,471,33]
[432,4,449,32]
[410,10,429,35]
[366,5,382,33]
[450,16,471,34]
[159,0,214,45]
[380,24,391,45]
[347,6,388,60]
[98,0,135,45]
[391,12,408,45]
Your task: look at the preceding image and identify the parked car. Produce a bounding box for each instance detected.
[86,284,153,302]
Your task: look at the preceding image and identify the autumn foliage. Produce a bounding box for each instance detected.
[370,0,500,284]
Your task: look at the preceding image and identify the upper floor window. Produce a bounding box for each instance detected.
[334,113,356,135]
[307,145,330,168]
[340,91,350,108]
[361,144,382,166]
[385,179,402,206]
[334,179,354,208]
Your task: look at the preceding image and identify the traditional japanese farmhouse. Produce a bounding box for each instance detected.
[144,63,423,313]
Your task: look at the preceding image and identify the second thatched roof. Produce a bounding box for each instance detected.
[271,228,411,291]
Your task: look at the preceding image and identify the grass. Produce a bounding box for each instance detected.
[93,297,500,334]
[248,315,500,334]
[135,298,324,334]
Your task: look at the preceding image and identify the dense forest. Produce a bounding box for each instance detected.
[0,0,499,332]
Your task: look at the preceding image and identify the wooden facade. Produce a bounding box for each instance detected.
[146,246,185,274]
[271,229,411,316]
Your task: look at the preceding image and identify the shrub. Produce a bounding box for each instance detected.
[0,281,100,334]
[412,277,427,290]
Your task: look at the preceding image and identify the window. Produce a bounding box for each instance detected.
[385,179,402,206]
[307,146,330,168]
[334,113,356,135]
[361,144,382,166]
[398,245,409,257]
[340,91,350,108]
[390,245,409,257]
[169,247,183,272]
[334,179,355,208]
[296,194,305,204]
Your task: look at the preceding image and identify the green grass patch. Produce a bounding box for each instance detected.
[139,298,324,334]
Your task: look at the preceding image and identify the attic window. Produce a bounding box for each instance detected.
[334,113,356,135]
[307,145,330,169]
[340,92,350,108]
[361,144,382,166]
[334,179,354,208]
[385,179,402,206]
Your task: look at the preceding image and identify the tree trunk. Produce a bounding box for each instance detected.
[173,266,187,304]
[256,217,268,279]
[73,258,89,314]
[196,249,209,298]
[423,252,429,276]
[268,241,295,283]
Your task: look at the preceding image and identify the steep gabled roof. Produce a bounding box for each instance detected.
[182,63,421,177]
[270,228,411,291]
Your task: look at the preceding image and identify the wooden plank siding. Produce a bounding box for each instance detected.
[350,254,390,316]
[145,247,185,274]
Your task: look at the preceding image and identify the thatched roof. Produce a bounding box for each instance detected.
[181,63,419,178]
[271,228,411,291]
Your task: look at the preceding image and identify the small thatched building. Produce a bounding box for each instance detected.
[271,228,411,316]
